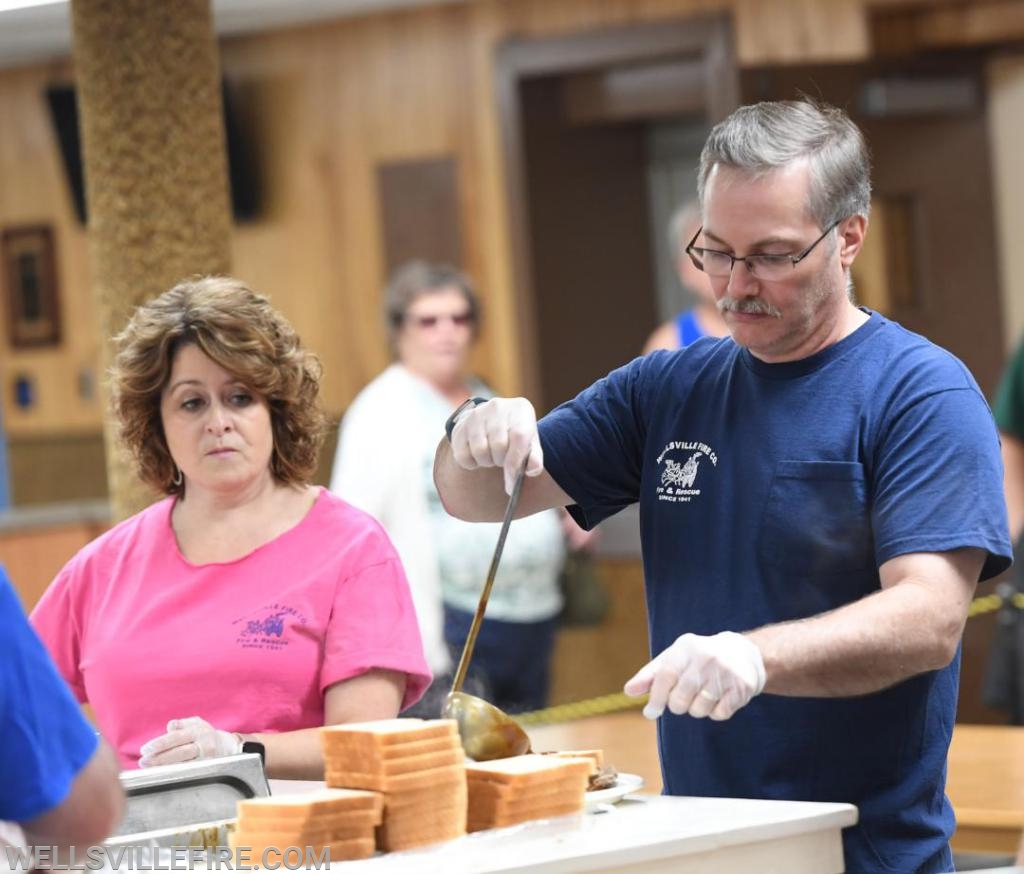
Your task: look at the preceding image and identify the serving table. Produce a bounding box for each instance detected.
[521,713,1024,860]
[269,779,856,872]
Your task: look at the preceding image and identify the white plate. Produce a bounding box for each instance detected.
[584,772,645,811]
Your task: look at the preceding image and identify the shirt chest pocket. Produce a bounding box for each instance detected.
[758,461,873,575]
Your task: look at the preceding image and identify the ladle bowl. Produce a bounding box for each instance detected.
[443,691,532,761]
[443,457,531,762]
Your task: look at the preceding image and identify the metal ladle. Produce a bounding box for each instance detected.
[442,461,532,761]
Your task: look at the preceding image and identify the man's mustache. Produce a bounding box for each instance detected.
[718,297,782,318]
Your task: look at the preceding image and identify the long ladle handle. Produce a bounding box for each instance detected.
[450,458,529,694]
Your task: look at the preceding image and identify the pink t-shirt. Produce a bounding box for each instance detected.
[30,488,431,770]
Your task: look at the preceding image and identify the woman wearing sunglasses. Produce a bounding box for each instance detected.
[331,261,576,718]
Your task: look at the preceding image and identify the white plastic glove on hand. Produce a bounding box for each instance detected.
[449,397,544,495]
[138,716,242,768]
[624,632,766,722]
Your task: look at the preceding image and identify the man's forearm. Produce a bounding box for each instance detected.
[748,581,966,698]
[433,438,513,522]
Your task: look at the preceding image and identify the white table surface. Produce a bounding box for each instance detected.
[268,780,858,873]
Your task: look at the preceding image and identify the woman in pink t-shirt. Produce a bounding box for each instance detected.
[31,276,430,779]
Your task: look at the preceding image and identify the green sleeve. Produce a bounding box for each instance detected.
[993,339,1024,437]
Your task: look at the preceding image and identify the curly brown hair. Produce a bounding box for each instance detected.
[111,276,326,496]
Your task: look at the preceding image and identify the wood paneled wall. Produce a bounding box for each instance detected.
[989,53,1024,350]
[0,0,882,443]
[549,558,650,705]
[2,518,107,612]
[0,0,1019,726]
[0,62,99,438]
[0,0,1020,450]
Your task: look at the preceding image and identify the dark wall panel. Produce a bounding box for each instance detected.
[521,76,657,412]
[378,156,462,272]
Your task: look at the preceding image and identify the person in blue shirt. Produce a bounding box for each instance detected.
[643,200,729,354]
[1,565,123,847]
[434,99,1011,874]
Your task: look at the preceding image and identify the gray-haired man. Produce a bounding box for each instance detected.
[435,100,1010,873]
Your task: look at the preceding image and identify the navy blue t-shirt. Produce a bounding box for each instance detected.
[539,311,1011,874]
[0,566,99,822]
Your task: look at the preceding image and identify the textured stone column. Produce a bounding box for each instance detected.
[71,0,232,519]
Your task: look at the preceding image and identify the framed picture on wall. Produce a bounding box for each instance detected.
[2,225,61,348]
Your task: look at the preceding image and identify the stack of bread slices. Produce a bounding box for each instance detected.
[464,753,593,833]
[544,749,604,772]
[229,788,381,863]
[321,718,467,852]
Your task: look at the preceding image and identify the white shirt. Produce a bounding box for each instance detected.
[330,365,564,674]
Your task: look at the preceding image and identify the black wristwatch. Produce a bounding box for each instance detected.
[445,397,487,443]
[242,739,266,766]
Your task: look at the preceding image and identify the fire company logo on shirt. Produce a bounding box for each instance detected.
[655,440,718,503]
[232,603,307,650]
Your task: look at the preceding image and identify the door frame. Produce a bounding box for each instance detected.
[494,14,739,401]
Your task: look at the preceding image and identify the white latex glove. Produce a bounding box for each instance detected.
[449,397,545,495]
[624,632,766,722]
[138,716,242,767]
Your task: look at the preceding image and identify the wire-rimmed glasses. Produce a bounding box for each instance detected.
[686,219,842,281]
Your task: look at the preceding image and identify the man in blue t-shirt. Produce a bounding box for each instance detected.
[434,100,1011,873]
[1,565,123,847]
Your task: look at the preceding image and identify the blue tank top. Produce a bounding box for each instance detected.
[674,309,704,347]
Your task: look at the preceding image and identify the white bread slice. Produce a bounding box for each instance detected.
[236,807,381,831]
[468,776,582,802]
[231,822,374,845]
[324,746,464,777]
[466,755,593,786]
[376,816,466,852]
[237,789,380,818]
[542,749,604,773]
[470,787,584,818]
[321,719,457,748]
[380,779,467,812]
[468,799,584,832]
[326,762,466,793]
[378,800,466,832]
[323,734,458,761]
[227,834,374,862]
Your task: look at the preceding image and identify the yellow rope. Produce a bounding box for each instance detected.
[514,590,1024,728]
[967,591,1024,617]
[517,691,646,727]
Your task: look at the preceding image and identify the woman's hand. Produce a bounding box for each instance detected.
[139,716,241,767]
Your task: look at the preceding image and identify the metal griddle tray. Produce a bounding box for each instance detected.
[109,753,269,839]
[104,818,235,853]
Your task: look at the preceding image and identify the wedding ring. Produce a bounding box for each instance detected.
[697,689,718,702]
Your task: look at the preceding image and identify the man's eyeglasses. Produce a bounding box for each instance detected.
[686,219,842,281]
[406,311,475,329]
